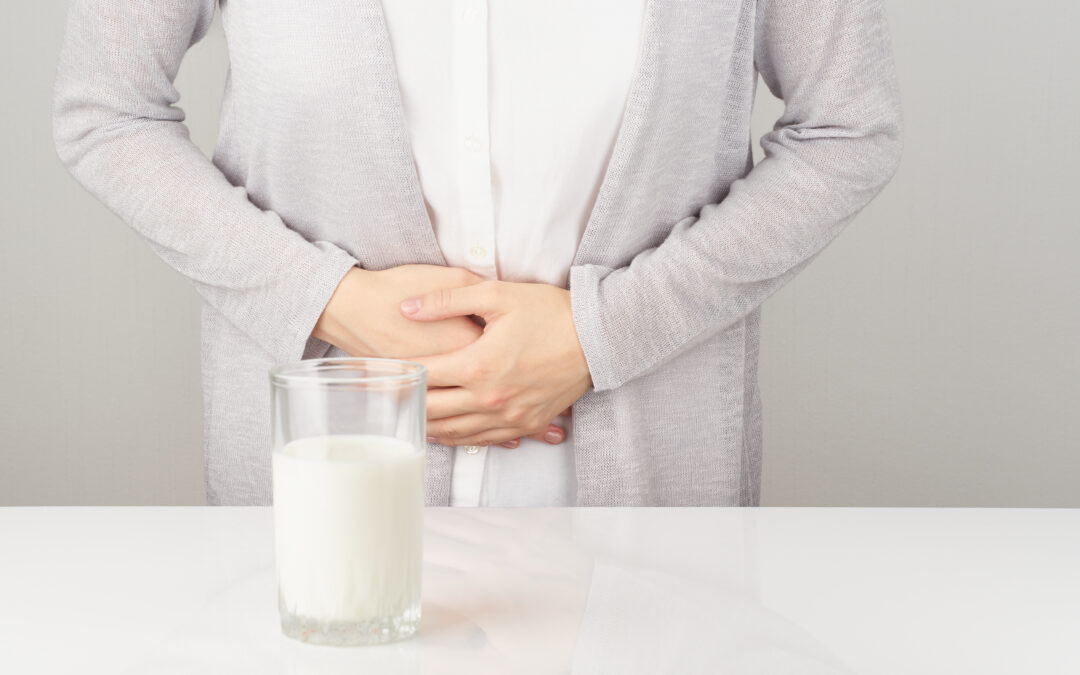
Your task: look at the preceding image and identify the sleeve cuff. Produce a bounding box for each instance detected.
[273,241,358,365]
[569,263,619,391]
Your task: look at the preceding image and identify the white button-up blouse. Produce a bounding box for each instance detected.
[381,0,647,506]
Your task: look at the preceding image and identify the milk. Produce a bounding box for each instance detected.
[272,434,425,624]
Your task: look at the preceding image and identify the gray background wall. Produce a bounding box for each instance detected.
[2,2,1077,506]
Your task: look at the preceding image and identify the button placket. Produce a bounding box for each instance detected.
[450,444,487,507]
[454,0,496,277]
[453,0,495,500]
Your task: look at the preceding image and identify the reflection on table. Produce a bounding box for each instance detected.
[4,507,1078,674]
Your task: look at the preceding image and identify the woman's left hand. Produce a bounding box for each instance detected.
[399,280,593,447]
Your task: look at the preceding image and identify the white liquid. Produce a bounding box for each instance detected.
[272,434,425,624]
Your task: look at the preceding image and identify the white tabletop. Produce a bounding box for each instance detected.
[2,507,1078,674]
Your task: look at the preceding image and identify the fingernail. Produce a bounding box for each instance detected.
[544,430,562,443]
[500,440,519,448]
[400,297,422,315]
[426,436,436,443]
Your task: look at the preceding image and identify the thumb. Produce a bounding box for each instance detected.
[399,281,502,321]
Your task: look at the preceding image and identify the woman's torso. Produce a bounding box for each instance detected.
[205,0,766,506]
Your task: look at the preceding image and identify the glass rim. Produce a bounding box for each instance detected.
[270,357,427,388]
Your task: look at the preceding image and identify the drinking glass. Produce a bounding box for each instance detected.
[269,357,427,646]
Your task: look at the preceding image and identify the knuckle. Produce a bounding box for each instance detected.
[464,359,490,384]
[503,405,528,425]
[461,361,478,383]
[479,389,510,412]
[433,287,455,311]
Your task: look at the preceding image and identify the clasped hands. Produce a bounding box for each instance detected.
[313,265,593,449]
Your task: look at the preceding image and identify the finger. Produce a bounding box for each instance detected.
[425,387,478,420]
[409,347,476,387]
[429,427,524,448]
[525,424,566,445]
[498,439,520,449]
[427,413,502,441]
[400,280,503,322]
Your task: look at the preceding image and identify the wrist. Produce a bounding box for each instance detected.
[312,266,375,355]
[561,287,594,390]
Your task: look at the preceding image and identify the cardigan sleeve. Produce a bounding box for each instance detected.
[51,0,358,364]
[567,0,904,392]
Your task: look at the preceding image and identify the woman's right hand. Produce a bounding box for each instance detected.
[314,264,485,359]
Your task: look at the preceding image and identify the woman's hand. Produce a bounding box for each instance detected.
[399,280,593,447]
[313,265,570,448]
[313,265,486,359]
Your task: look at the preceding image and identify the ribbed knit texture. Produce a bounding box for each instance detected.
[52,0,902,506]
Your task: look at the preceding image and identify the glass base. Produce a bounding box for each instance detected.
[279,604,421,647]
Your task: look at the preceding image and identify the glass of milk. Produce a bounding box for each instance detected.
[269,357,427,646]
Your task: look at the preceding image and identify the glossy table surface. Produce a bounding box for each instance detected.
[2,507,1078,674]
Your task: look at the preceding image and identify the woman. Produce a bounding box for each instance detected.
[53,0,902,507]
